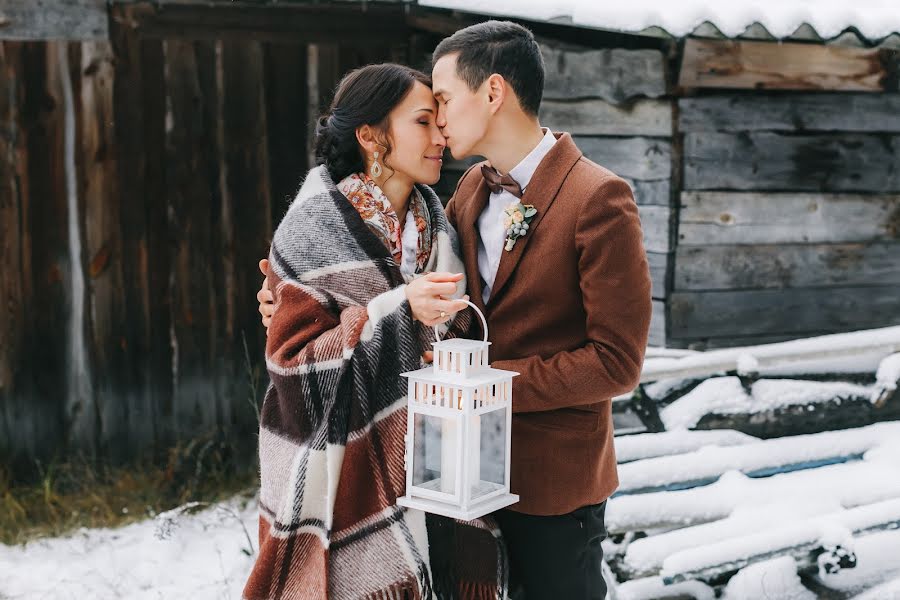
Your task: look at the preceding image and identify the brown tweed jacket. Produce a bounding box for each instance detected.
[445,132,652,516]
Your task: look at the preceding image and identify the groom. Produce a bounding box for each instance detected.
[427,21,651,599]
[258,20,651,599]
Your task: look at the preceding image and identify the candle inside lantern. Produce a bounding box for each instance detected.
[440,417,457,494]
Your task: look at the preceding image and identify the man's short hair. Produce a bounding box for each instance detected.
[433,20,544,116]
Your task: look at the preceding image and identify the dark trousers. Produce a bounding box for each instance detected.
[494,501,608,600]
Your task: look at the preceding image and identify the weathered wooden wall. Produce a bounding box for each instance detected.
[0,25,407,475]
[673,92,900,347]
[6,1,900,471]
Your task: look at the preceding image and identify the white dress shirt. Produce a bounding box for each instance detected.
[477,128,556,303]
[400,208,419,277]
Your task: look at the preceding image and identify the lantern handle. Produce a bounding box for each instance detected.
[433,299,489,344]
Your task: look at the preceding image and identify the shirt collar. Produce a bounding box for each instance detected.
[507,128,557,193]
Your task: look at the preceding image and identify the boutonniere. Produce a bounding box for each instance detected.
[503,201,537,251]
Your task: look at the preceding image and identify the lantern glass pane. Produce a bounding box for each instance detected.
[469,408,507,500]
[412,413,458,495]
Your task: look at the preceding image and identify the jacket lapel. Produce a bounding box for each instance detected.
[456,175,491,316]
[487,133,583,305]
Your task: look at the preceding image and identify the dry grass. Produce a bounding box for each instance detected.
[0,430,258,546]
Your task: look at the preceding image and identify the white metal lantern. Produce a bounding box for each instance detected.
[397,301,519,521]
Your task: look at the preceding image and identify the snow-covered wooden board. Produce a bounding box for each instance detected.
[607,448,900,534]
[640,326,900,384]
[660,498,900,584]
[614,429,758,464]
[617,422,900,495]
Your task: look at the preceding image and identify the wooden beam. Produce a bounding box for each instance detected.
[669,287,900,339]
[628,179,670,207]
[163,38,224,435]
[648,251,669,300]
[265,43,309,222]
[649,299,666,347]
[678,192,900,246]
[679,93,900,133]
[110,2,409,44]
[405,7,482,37]
[109,17,172,451]
[642,326,900,383]
[541,98,672,137]
[675,242,900,291]
[79,39,131,456]
[576,136,672,182]
[0,0,107,41]
[679,38,900,93]
[542,44,667,103]
[638,205,673,253]
[684,132,900,192]
[0,41,28,470]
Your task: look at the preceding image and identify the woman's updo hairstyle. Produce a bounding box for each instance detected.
[315,63,432,182]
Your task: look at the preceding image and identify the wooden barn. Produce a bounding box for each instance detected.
[1,0,899,473]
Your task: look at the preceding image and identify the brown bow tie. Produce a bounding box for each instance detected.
[481,165,523,198]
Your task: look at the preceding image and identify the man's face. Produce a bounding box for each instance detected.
[432,53,491,160]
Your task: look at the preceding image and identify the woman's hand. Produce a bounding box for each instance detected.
[406,272,469,327]
[258,259,275,331]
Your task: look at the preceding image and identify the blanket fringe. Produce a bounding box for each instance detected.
[363,579,425,600]
[459,581,504,600]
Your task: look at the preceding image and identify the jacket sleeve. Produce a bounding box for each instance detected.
[491,176,652,413]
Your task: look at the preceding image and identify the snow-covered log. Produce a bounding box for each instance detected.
[660,498,900,584]
[616,422,900,496]
[640,326,900,384]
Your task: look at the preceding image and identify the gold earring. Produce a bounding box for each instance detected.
[370,151,382,178]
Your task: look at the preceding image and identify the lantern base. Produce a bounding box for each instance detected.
[397,492,520,521]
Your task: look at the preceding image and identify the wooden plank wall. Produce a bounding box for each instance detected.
[673,93,900,348]
[538,41,673,346]
[0,31,391,475]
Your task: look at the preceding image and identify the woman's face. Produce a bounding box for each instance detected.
[382,81,447,186]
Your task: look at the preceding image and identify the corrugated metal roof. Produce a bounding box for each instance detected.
[416,0,900,46]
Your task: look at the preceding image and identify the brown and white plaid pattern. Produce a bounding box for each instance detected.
[243,166,507,600]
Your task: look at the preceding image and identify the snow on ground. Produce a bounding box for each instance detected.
[617,422,900,493]
[660,376,873,430]
[0,494,258,600]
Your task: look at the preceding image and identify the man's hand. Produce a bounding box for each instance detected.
[258,259,274,331]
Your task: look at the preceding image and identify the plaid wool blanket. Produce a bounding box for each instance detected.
[243,166,507,600]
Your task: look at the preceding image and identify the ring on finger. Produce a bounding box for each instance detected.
[440,311,446,318]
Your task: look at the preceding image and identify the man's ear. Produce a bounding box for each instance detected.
[485,74,506,115]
